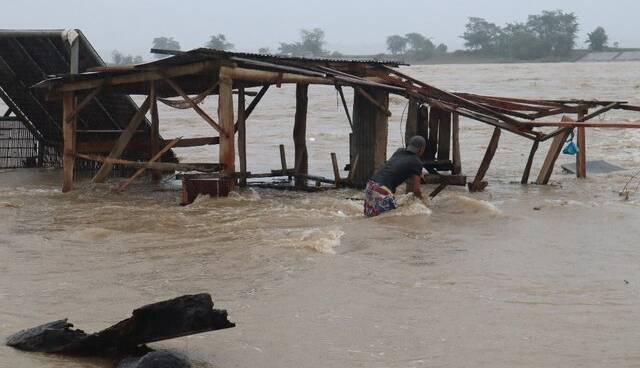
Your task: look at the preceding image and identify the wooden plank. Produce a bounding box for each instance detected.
[149,82,161,181]
[162,76,223,134]
[92,97,151,183]
[427,108,439,160]
[519,121,640,128]
[429,183,448,198]
[64,85,103,124]
[451,113,461,175]
[576,110,587,179]
[118,138,181,191]
[437,109,452,161]
[78,153,222,172]
[293,83,309,188]
[218,69,236,191]
[468,127,501,192]
[237,87,247,187]
[521,140,540,184]
[331,153,341,188]
[536,116,574,185]
[62,92,76,193]
[423,175,467,186]
[405,97,419,144]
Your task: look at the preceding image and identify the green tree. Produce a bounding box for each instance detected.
[111,50,144,65]
[152,37,181,58]
[435,43,448,54]
[462,17,502,52]
[278,28,328,57]
[587,26,608,51]
[526,10,578,56]
[499,23,546,60]
[206,34,234,51]
[386,35,408,55]
[404,32,435,60]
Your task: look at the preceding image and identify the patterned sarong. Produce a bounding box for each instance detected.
[364,180,397,217]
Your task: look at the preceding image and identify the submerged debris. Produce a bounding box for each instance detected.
[6,294,234,360]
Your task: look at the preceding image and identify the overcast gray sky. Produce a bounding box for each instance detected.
[4,0,639,59]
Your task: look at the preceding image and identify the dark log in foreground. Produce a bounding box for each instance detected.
[6,294,234,356]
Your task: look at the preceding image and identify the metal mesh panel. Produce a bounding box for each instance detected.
[0,118,60,168]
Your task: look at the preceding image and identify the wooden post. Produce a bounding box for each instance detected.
[521,140,540,184]
[293,83,308,188]
[437,110,452,162]
[149,82,161,181]
[427,108,439,160]
[218,68,235,192]
[536,116,575,185]
[350,87,389,188]
[576,110,587,178]
[468,127,501,192]
[237,87,247,187]
[279,144,288,173]
[405,97,419,145]
[62,92,77,193]
[452,113,461,175]
[331,153,341,188]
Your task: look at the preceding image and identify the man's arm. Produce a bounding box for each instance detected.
[411,175,423,199]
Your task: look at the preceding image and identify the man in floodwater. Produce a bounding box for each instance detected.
[364,135,427,217]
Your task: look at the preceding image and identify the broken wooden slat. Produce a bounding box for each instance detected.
[469,127,501,192]
[536,116,575,185]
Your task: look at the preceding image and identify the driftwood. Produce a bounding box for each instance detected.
[6,294,234,356]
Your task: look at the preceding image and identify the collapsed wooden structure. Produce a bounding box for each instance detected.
[33,47,640,201]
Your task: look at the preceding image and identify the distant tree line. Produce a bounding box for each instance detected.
[386,33,448,61]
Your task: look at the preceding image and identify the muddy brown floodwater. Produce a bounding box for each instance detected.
[1,62,640,368]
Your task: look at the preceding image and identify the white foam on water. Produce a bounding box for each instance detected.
[265,227,344,254]
[375,194,432,218]
[435,195,502,216]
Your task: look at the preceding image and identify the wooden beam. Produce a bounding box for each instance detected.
[162,76,224,134]
[468,127,501,192]
[279,144,288,173]
[429,183,448,198]
[235,85,269,132]
[218,68,235,191]
[336,85,353,129]
[519,121,640,128]
[423,174,467,186]
[536,116,574,185]
[237,87,247,187]
[576,110,587,179]
[118,138,181,191]
[62,92,77,193]
[78,153,222,173]
[521,140,540,184]
[355,87,392,117]
[451,113,461,175]
[92,96,151,183]
[578,102,619,122]
[149,82,161,181]
[54,60,219,93]
[293,83,309,188]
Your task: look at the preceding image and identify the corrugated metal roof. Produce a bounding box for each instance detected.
[0,29,166,155]
[146,48,406,68]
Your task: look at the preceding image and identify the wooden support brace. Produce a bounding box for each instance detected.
[162,76,224,134]
[92,97,151,183]
[279,144,288,178]
[335,85,353,129]
[576,110,587,179]
[218,69,236,191]
[355,87,392,117]
[293,83,308,188]
[429,183,448,198]
[117,137,181,191]
[234,85,269,133]
[468,127,501,192]
[65,85,103,124]
[521,140,540,184]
